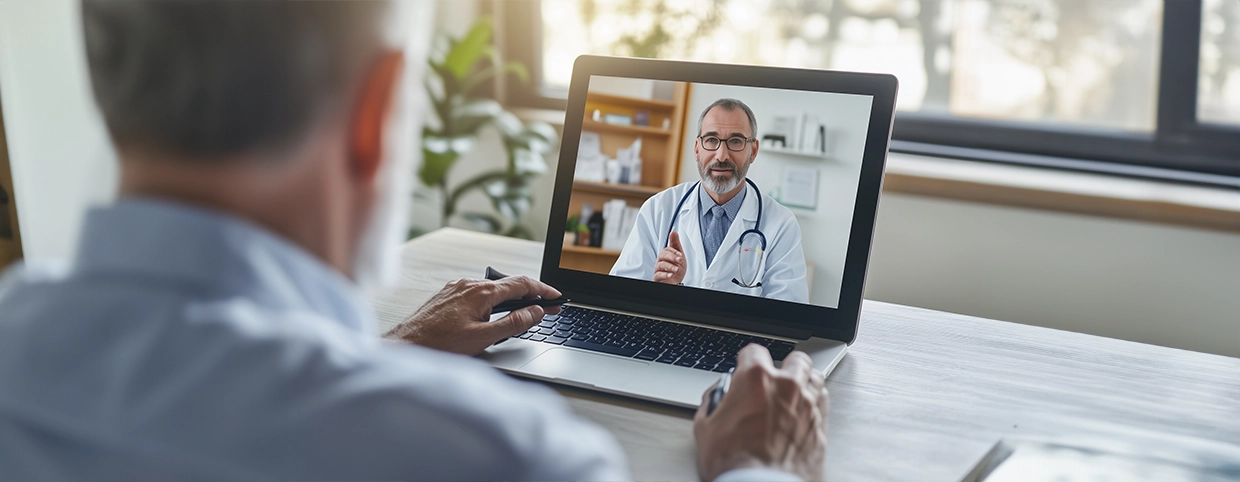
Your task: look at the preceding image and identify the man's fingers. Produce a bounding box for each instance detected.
[482,305,545,340]
[657,247,685,266]
[781,351,815,386]
[655,260,681,274]
[669,230,683,252]
[494,275,561,304]
[736,343,775,373]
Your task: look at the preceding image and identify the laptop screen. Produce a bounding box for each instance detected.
[558,75,874,310]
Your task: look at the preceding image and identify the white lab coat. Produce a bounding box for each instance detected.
[611,181,810,303]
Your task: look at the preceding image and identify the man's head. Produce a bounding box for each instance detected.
[694,98,759,196]
[81,0,412,286]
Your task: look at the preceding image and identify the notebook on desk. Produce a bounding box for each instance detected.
[481,55,898,408]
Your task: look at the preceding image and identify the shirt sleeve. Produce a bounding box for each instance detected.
[715,467,803,482]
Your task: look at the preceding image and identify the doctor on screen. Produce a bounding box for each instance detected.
[611,98,810,303]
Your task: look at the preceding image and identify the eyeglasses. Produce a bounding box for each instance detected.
[698,135,754,152]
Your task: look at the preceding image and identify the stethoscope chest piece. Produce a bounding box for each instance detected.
[665,179,767,289]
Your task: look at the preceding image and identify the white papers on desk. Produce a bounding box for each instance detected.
[601,199,639,251]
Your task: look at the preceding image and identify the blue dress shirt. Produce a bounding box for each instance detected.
[698,184,746,266]
[0,198,801,481]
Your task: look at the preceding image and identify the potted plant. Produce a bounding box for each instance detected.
[417,18,557,239]
[564,215,579,246]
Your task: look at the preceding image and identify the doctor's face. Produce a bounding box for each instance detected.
[695,106,757,196]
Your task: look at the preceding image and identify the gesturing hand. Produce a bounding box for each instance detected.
[693,344,829,482]
[384,275,562,356]
[654,230,687,285]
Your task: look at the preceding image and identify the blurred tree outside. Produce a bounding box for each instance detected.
[541,0,1164,131]
[1200,0,1240,125]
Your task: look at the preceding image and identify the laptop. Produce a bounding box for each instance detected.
[482,56,897,408]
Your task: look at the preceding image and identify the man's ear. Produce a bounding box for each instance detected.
[349,50,405,182]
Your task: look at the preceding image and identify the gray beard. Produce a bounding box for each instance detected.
[703,172,742,195]
[698,155,751,195]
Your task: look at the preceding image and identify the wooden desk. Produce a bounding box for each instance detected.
[370,228,1240,481]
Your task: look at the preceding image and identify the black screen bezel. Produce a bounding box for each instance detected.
[542,55,898,343]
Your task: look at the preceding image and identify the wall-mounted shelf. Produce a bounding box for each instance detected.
[573,180,664,197]
[582,119,672,137]
[562,245,622,257]
[763,146,832,160]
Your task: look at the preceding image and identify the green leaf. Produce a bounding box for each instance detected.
[406,226,431,240]
[460,61,530,95]
[447,98,504,136]
[491,111,525,139]
[483,177,534,222]
[459,212,503,233]
[419,147,458,188]
[510,148,547,176]
[523,122,559,144]
[446,170,509,212]
[444,18,493,80]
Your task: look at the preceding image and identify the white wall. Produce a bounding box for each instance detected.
[866,191,1240,358]
[0,0,118,262]
[680,83,874,308]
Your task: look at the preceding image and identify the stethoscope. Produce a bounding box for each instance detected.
[664,178,767,288]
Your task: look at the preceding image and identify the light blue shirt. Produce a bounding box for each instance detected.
[0,198,800,481]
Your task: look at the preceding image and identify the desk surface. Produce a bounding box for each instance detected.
[370,228,1240,481]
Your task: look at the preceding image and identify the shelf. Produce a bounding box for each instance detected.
[562,245,622,256]
[582,119,672,137]
[572,180,664,197]
[586,92,677,111]
[763,147,832,160]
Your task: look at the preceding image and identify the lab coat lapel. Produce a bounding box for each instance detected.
[676,186,707,281]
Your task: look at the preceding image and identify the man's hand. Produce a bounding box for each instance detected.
[383,275,562,356]
[693,344,829,482]
[654,230,687,285]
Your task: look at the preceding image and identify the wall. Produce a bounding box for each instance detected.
[679,83,874,308]
[866,190,1240,358]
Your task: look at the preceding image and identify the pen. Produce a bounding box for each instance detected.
[706,367,734,415]
[490,296,570,314]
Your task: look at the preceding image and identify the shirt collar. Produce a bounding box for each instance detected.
[698,181,747,222]
[71,197,372,333]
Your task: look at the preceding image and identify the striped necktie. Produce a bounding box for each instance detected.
[703,205,727,266]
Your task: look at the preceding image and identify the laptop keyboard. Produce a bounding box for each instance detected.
[511,305,796,372]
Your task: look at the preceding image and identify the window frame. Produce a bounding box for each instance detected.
[496,0,1240,185]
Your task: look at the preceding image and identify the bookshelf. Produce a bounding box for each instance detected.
[562,83,691,274]
[0,97,21,269]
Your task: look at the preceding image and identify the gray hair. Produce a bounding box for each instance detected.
[81,0,392,160]
[696,98,757,138]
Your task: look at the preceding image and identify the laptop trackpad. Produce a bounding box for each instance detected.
[519,348,648,389]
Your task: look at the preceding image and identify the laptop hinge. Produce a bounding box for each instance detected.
[571,293,814,340]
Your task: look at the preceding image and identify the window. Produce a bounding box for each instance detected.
[1199,0,1240,126]
[499,0,1240,182]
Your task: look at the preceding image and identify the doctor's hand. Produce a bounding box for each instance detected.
[654,230,687,285]
[693,345,829,482]
[383,276,562,356]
